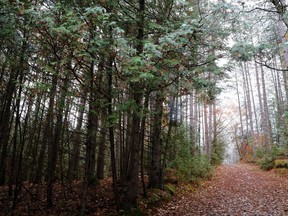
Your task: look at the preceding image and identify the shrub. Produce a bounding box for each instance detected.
[271,145,287,158]
[164,183,176,195]
[256,145,287,160]
[256,145,288,170]
[165,124,213,183]
[256,147,266,159]
[211,138,226,165]
[146,188,172,206]
[171,154,213,182]
[258,157,275,171]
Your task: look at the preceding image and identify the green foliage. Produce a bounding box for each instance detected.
[135,188,173,215]
[285,111,288,119]
[211,138,226,165]
[256,145,287,159]
[164,183,176,195]
[146,189,172,206]
[258,157,275,171]
[257,146,288,170]
[186,155,213,182]
[167,125,213,182]
[255,147,266,159]
[0,0,232,214]
[230,42,255,62]
[271,145,288,157]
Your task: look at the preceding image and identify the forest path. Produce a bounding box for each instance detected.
[154,163,288,216]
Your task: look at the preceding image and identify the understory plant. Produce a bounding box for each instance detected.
[257,145,288,170]
[211,137,226,165]
[167,125,213,182]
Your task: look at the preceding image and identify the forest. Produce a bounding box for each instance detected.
[0,0,288,215]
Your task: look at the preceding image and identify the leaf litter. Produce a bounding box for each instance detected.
[153,163,288,216]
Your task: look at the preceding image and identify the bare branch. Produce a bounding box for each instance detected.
[255,59,288,71]
[244,7,279,13]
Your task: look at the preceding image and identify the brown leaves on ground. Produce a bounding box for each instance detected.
[1,164,288,215]
[154,163,288,216]
[0,178,117,216]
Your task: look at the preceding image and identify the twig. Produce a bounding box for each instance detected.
[254,59,288,71]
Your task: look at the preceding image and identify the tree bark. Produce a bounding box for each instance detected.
[123,0,145,209]
[68,94,87,182]
[0,69,19,185]
[260,63,272,150]
[47,74,69,207]
[80,60,99,215]
[34,74,57,185]
[242,62,256,158]
[96,126,107,180]
[149,92,164,189]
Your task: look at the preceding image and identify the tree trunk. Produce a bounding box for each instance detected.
[68,94,87,182]
[242,62,256,158]
[149,92,164,189]
[0,69,19,185]
[260,63,272,150]
[47,74,69,207]
[123,0,145,209]
[96,126,107,180]
[235,72,244,157]
[203,100,210,157]
[80,60,99,215]
[254,60,264,145]
[34,75,57,185]
[260,63,271,151]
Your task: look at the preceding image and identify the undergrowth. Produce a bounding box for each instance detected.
[165,125,215,183]
[256,146,288,171]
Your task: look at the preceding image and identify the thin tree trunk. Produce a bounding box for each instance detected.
[0,69,19,185]
[124,0,145,209]
[80,61,99,215]
[247,63,259,141]
[34,75,58,185]
[235,72,244,158]
[47,74,69,207]
[149,92,164,189]
[140,92,149,197]
[68,94,87,182]
[260,63,272,150]
[189,91,196,155]
[208,102,213,160]
[203,100,209,157]
[272,68,281,144]
[162,96,176,171]
[243,62,256,158]
[254,60,264,145]
[96,126,107,180]
[107,47,120,209]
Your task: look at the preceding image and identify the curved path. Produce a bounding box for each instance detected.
[154,164,288,216]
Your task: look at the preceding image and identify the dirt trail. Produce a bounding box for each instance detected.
[154,163,288,216]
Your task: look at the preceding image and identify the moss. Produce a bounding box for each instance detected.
[274,159,288,168]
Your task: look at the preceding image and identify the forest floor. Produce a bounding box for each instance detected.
[153,163,288,216]
[1,163,288,215]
